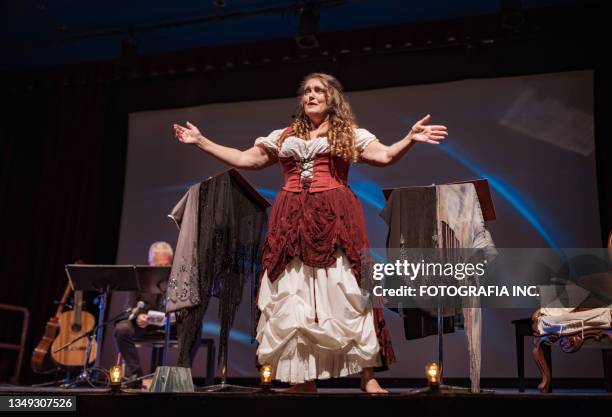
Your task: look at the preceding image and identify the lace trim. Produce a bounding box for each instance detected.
[167,251,200,306]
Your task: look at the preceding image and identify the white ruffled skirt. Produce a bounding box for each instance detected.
[256,251,381,384]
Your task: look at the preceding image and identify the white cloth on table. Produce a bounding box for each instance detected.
[256,251,381,384]
[537,307,611,335]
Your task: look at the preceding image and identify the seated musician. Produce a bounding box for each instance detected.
[113,241,200,383]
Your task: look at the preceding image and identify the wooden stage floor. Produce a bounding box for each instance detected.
[0,385,610,417]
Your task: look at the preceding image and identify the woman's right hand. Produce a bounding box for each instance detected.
[174,121,203,145]
[172,122,273,169]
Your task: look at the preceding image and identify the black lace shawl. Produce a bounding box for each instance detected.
[171,171,267,367]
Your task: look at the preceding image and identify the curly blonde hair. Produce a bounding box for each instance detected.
[282,73,358,162]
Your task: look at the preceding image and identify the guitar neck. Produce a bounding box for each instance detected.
[73,291,83,328]
[55,282,72,317]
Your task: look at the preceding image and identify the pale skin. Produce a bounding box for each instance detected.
[173,77,448,393]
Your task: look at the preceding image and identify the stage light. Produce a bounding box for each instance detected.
[119,31,139,68]
[425,362,441,388]
[259,364,273,392]
[109,365,123,392]
[501,0,525,32]
[295,4,320,49]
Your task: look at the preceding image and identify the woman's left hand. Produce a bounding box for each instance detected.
[409,115,448,144]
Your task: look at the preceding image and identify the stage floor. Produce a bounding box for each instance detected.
[0,385,610,417]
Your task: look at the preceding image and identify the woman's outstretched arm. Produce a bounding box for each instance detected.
[360,115,448,166]
[173,121,275,170]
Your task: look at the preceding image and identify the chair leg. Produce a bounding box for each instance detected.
[543,343,552,389]
[206,342,216,386]
[516,326,525,392]
[602,349,612,392]
[150,347,160,374]
[532,337,552,393]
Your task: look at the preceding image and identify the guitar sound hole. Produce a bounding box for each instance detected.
[71,324,82,332]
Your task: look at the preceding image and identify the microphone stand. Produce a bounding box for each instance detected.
[56,307,136,389]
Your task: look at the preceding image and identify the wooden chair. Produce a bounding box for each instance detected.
[532,232,612,392]
[532,309,611,392]
[0,303,29,384]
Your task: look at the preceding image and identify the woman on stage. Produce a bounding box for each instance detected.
[173,73,447,393]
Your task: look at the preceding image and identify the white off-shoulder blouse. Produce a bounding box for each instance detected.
[254,128,378,179]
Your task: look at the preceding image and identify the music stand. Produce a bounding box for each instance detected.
[65,265,140,371]
[136,266,170,294]
[169,168,267,393]
[382,178,496,221]
[135,265,172,365]
[383,180,496,394]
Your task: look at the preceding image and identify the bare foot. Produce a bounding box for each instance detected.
[360,368,388,394]
[283,380,317,393]
[360,377,388,394]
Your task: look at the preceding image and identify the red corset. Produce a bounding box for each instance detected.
[279,153,349,192]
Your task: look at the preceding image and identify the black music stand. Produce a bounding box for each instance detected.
[136,266,170,295]
[170,168,270,392]
[383,179,496,394]
[135,265,172,365]
[65,265,140,372]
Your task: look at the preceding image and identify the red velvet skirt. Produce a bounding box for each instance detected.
[259,185,396,368]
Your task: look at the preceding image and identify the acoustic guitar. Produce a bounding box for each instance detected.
[31,282,71,373]
[50,290,98,368]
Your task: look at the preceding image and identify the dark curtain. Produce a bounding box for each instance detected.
[0,66,125,383]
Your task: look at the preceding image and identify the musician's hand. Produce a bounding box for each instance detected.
[408,115,448,145]
[136,313,148,328]
[173,121,203,145]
